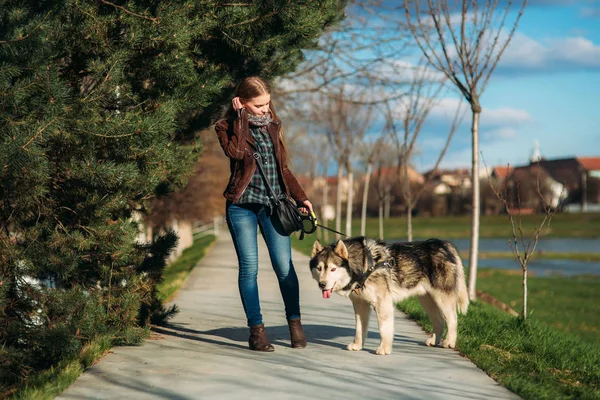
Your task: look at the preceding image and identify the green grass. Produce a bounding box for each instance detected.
[11,235,216,400]
[157,234,216,302]
[11,334,114,400]
[310,213,600,239]
[477,269,600,345]
[398,299,600,400]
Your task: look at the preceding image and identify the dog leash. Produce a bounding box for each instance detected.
[300,212,348,238]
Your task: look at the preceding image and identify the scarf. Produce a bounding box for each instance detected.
[247,112,273,127]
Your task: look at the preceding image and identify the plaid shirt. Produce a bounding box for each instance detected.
[237,125,283,206]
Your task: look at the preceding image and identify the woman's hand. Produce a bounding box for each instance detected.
[298,200,314,214]
[232,97,243,111]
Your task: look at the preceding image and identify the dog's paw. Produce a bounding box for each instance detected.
[425,336,437,347]
[375,344,392,355]
[442,339,456,349]
[346,342,362,351]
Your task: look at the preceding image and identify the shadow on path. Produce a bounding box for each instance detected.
[153,322,425,352]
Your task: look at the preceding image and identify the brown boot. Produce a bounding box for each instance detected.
[248,324,274,352]
[288,318,307,349]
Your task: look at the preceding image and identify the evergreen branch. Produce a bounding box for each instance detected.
[21,118,57,150]
[81,59,120,102]
[220,30,251,48]
[98,0,159,23]
[225,10,279,28]
[0,12,51,44]
[2,79,40,97]
[93,132,138,138]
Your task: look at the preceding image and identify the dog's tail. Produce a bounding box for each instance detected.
[451,245,470,315]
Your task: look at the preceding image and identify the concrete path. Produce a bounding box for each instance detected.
[59,233,519,400]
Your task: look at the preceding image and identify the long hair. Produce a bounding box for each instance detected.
[224,76,288,164]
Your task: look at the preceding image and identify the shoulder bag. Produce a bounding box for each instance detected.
[252,152,306,239]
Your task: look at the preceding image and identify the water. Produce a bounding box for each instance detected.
[388,238,600,277]
[450,238,600,254]
[466,258,600,277]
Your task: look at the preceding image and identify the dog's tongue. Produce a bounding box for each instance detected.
[322,289,332,299]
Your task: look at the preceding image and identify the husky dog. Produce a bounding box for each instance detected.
[310,237,469,355]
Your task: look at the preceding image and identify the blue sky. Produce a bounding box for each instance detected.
[411,0,600,171]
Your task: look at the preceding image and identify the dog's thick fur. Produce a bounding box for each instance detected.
[310,237,469,355]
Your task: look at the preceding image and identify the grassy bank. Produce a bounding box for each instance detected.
[477,269,600,345]
[308,212,600,239]
[11,235,216,400]
[398,299,600,399]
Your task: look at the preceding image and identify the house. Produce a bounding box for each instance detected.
[577,157,600,178]
[489,148,600,212]
[535,157,600,209]
[505,164,568,210]
[424,168,472,189]
[490,165,513,181]
[372,166,425,185]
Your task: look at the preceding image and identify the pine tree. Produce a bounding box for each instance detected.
[0,0,346,393]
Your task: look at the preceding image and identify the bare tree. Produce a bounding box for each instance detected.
[383,63,464,240]
[487,163,559,319]
[358,137,386,236]
[372,143,397,239]
[404,0,527,300]
[274,1,411,107]
[318,90,374,237]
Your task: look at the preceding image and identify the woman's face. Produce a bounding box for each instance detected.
[242,93,271,116]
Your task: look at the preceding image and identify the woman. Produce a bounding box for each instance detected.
[215,77,313,352]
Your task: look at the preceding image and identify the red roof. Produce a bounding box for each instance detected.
[578,157,600,171]
[493,166,513,180]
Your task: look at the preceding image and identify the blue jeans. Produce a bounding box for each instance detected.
[226,201,301,327]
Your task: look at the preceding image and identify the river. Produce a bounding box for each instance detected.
[389,238,600,277]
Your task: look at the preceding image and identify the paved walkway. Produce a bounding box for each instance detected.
[59,233,519,400]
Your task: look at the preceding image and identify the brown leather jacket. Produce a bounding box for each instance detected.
[215,110,308,204]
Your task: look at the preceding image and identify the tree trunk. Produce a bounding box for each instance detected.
[407,204,413,242]
[523,266,528,319]
[405,165,413,242]
[378,200,384,239]
[335,164,344,240]
[361,163,373,236]
[384,190,391,219]
[581,169,587,212]
[467,110,481,301]
[322,171,329,243]
[346,170,354,237]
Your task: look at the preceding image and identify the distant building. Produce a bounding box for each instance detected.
[488,145,600,212]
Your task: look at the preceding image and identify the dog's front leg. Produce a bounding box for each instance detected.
[347,296,370,351]
[375,296,394,355]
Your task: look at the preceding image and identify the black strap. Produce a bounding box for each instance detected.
[342,250,396,293]
[252,152,282,207]
[316,224,348,237]
[253,152,305,240]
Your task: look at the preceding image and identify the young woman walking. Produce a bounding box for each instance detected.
[215,77,313,352]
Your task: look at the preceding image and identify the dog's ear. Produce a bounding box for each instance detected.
[334,240,348,260]
[311,240,324,257]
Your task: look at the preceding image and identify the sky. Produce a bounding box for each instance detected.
[406,0,600,172]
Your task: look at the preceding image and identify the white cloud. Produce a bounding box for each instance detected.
[427,97,532,128]
[500,33,600,71]
[483,127,518,140]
